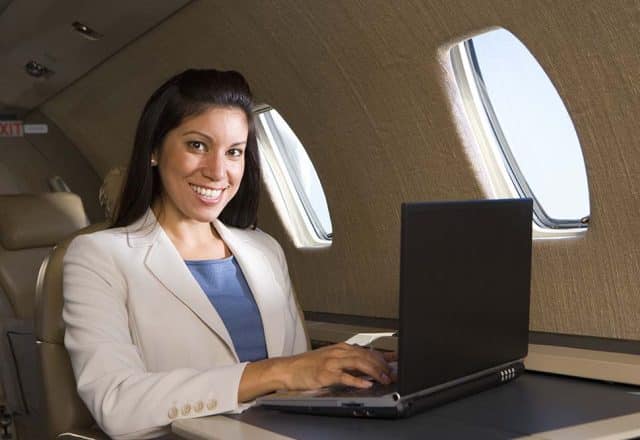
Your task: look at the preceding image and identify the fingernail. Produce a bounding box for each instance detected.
[381,373,390,383]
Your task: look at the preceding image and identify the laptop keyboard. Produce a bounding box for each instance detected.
[325,381,396,398]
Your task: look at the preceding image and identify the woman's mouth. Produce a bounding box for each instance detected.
[189,183,226,202]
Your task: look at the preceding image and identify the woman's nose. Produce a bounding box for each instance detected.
[202,153,225,180]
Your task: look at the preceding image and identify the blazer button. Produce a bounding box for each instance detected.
[194,401,204,413]
[206,399,218,410]
[168,406,179,419]
[181,403,192,416]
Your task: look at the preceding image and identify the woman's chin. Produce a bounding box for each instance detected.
[188,203,228,223]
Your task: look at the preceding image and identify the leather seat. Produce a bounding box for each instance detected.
[30,166,126,439]
[32,168,184,439]
[35,222,109,439]
[37,223,183,440]
[0,193,89,439]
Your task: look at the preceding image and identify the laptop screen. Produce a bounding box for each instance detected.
[398,199,532,396]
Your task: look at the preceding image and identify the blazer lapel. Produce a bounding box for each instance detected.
[213,220,286,358]
[129,212,239,361]
[127,210,286,360]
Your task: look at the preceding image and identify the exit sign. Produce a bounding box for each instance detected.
[0,120,23,137]
[0,121,48,137]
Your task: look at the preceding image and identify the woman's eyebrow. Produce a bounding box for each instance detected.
[182,130,247,147]
[182,130,213,141]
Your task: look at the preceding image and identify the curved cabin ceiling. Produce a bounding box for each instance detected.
[29,1,640,341]
[0,0,190,117]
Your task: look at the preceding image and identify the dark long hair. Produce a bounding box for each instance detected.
[112,69,260,229]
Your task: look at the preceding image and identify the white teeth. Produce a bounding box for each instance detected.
[190,184,224,199]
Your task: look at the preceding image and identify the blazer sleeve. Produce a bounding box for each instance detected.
[63,234,248,440]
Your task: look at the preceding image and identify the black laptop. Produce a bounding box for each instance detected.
[257,199,533,418]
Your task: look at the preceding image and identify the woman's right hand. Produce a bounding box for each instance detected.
[239,343,395,402]
[276,342,394,390]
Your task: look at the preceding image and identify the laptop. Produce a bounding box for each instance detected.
[257,198,533,418]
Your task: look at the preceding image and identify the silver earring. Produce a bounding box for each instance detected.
[151,158,158,166]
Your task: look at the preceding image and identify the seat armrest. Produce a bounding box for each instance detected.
[57,427,111,439]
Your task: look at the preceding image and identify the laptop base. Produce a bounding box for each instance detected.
[260,362,525,419]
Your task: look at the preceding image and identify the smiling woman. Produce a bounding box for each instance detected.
[154,107,248,219]
[61,69,395,439]
[151,107,249,259]
[113,69,261,230]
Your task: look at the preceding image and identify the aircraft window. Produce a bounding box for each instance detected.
[450,29,590,237]
[254,105,333,248]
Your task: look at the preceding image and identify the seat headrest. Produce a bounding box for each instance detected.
[0,193,89,250]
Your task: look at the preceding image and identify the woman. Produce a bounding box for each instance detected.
[63,69,394,439]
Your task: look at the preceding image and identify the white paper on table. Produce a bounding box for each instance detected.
[344,332,396,347]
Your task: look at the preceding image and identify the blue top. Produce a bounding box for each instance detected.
[185,256,268,362]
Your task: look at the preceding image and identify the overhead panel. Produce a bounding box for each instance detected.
[0,0,191,116]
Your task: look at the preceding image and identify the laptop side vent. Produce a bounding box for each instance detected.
[499,364,524,382]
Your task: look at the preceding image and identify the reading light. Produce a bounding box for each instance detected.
[72,21,103,41]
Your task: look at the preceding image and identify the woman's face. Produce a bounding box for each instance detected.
[154,106,248,224]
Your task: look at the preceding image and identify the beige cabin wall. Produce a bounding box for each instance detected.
[0,111,103,222]
[40,1,640,340]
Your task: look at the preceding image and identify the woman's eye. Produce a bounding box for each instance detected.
[228,148,244,157]
[188,141,207,151]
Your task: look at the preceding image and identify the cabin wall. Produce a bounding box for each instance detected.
[40,0,640,340]
[0,111,103,221]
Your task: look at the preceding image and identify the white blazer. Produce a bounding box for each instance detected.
[63,211,308,439]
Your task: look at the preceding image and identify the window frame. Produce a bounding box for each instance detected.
[253,103,333,249]
[450,35,589,239]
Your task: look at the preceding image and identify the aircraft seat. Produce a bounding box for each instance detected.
[0,193,89,438]
[35,222,109,439]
